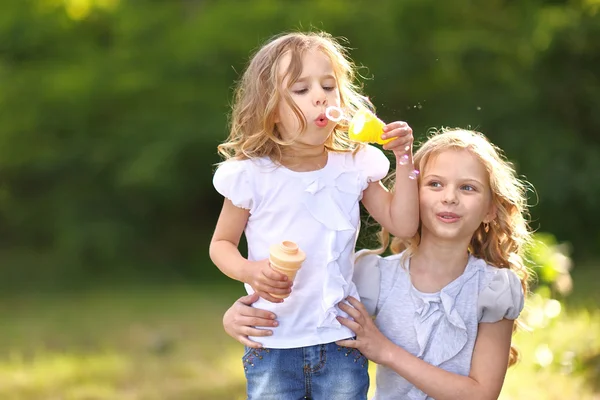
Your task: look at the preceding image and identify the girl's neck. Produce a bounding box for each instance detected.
[280,145,328,172]
[411,231,471,275]
[282,143,327,158]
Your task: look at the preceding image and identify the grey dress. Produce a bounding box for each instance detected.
[353,251,524,400]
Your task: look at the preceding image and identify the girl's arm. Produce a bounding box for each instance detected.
[209,199,291,302]
[336,296,513,400]
[361,121,419,239]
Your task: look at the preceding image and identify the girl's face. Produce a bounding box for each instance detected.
[419,149,496,243]
[275,49,341,147]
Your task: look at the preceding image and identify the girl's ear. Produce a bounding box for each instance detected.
[484,203,498,224]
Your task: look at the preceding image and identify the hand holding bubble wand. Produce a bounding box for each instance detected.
[325,106,420,180]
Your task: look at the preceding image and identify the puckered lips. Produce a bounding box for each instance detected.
[314,113,328,128]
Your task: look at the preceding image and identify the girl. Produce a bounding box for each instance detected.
[209,31,419,399]
[223,128,531,400]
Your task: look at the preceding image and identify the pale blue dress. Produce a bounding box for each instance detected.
[353,250,525,400]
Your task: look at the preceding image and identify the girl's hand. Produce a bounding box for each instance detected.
[223,293,279,348]
[381,121,414,161]
[335,296,394,365]
[247,259,292,303]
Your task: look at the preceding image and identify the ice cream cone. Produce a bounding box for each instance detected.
[269,241,306,299]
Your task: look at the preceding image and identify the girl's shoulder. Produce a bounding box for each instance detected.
[335,144,390,185]
[354,249,406,271]
[353,250,408,315]
[347,144,387,165]
[215,156,273,171]
[467,256,522,291]
[467,256,525,323]
[212,158,271,210]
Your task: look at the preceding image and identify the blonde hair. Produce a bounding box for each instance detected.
[217,31,372,162]
[375,128,532,367]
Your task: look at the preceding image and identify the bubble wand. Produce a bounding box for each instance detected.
[325,106,420,180]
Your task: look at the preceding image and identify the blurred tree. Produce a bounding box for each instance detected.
[0,0,597,286]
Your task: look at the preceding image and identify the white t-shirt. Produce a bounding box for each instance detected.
[213,145,390,348]
[353,251,525,400]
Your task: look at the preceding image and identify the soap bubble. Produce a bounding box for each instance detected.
[398,154,410,166]
[408,170,420,180]
[325,106,348,123]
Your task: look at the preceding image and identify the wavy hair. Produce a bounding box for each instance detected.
[217,31,373,163]
[370,128,533,367]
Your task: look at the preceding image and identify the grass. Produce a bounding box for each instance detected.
[0,283,246,400]
[0,266,598,400]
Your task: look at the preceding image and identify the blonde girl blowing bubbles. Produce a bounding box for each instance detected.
[225,129,532,400]
[209,31,419,399]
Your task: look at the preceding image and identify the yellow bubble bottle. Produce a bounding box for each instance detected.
[325,106,393,145]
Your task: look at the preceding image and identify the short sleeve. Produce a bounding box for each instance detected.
[355,145,390,189]
[478,268,525,323]
[353,250,381,316]
[213,160,254,210]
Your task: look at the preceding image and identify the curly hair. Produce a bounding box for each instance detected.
[370,128,533,367]
[217,31,372,163]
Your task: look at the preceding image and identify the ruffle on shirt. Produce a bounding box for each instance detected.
[409,257,485,366]
[303,168,359,330]
[406,259,482,400]
[304,148,389,330]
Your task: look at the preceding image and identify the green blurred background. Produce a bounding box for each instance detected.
[0,0,599,399]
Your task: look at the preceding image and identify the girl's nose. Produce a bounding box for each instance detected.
[314,88,328,106]
[442,189,458,204]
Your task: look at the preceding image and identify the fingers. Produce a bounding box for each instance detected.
[346,296,368,313]
[257,282,291,297]
[236,313,278,329]
[335,339,358,348]
[383,120,409,133]
[256,290,285,304]
[382,121,412,141]
[381,121,413,152]
[237,292,261,306]
[235,302,277,321]
[248,260,291,296]
[259,266,293,294]
[238,335,265,348]
[252,267,293,299]
[262,267,289,283]
[240,325,274,337]
[336,315,362,333]
[338,301,363,322]
[233,294,279,319]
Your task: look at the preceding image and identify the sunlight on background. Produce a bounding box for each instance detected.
[38,0,119,20]
[0,352,129,396]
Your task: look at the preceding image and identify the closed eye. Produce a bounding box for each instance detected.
[292,88,308,95]
[323,86,336,91]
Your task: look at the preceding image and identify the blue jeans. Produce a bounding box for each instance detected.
[243,341,369,400]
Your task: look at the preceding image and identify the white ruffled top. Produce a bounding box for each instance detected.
[353,251,524,400]
[213,145,389,348]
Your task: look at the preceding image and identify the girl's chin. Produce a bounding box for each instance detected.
[422,225,471,241]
